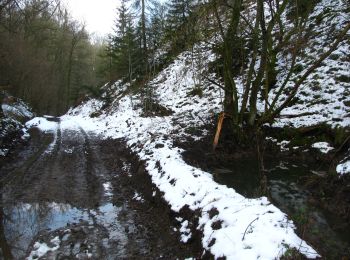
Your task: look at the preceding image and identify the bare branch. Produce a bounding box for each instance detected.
[262,22,350,124]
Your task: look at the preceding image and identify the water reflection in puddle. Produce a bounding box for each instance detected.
[269,180,350,257]
[211,159,350,258]
[3,201,127,259]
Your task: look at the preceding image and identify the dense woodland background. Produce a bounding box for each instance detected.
[0,0,105,115]
[0,0,349,127]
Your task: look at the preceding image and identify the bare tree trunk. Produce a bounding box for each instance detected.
[0,0,13,13]
[66,28,84,109]
[248,0,266,126]
[0,97,4,119]
[66,44,75,109]
[213,0,242,125]
[141,0,147,73]
[248,0,288,126]
[239,0,261,122]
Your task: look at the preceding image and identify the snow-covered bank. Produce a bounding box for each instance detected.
[24,71,318,259]
[58,97,318,259]
[24,0,350,255]
[336,149,350,175]
[1,93,34,157]
[337,160,350,175]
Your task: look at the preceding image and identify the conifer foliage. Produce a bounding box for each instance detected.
[104,0,198,86]
[105,0,349,138]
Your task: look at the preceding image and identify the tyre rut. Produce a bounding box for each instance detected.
[0,121,61,193]
[1,125,202,259]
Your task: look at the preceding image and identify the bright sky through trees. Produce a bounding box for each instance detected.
[62,0,120,37]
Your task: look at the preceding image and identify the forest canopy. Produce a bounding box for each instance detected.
[0,0,349,127]
[0,0,106,115]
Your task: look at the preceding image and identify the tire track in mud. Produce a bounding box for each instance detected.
[2,123,203,259]
[74,126,199,259]
[76,125,111,200]
[77,125,105,206]
[21,120,62,190]
[0,120,61,189]
[75,126,157,258]
[44,119,62,156]
[63,125,130,258]
[36,124,99,207]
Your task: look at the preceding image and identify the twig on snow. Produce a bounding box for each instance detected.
[242,217,259,241]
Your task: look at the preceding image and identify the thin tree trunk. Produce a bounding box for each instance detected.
[248,0,265,126]
[214,0,242,124]
[239,0,261,122]
[141,0,147,73]
[248,0,288,126]
[66,31,81,110]
[66,42,74,109]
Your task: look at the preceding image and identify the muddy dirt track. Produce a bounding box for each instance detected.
[0,119,201,259]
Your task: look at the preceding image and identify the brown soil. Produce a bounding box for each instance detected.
[0,122,203,259]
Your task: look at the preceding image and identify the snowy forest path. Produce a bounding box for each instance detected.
[0,121,200,259]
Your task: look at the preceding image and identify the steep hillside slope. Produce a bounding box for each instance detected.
[27,0,349,258]
[55,51,320,259]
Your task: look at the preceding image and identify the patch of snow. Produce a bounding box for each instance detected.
[132,192,145,202]
[25,117,60,154]
[268,0,350,129]
[179,220,192,243]
[26,236,60,260]
[311,142,334,154]
[26,117,57,133]
[64,148,74,154]
[1,96,33,154]
[0,148,9,156]
[176,217,183,222]
[336,160,350,175]
[266,137,278,143]
[277,140,290,152]
[103,182,113,197]
[2,102,34,120]
[21,128,30,139]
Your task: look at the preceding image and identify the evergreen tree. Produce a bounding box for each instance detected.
[165,0,195,52]
[132,0,151,74]
[148,3,167,62]
[108,0,139,82]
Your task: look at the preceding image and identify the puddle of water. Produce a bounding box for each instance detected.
[2,201,128,259]
[211,158,350,258]
[212,157,261,197]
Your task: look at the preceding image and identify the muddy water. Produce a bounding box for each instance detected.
[0,120,198,259]
[212,158,350,258]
